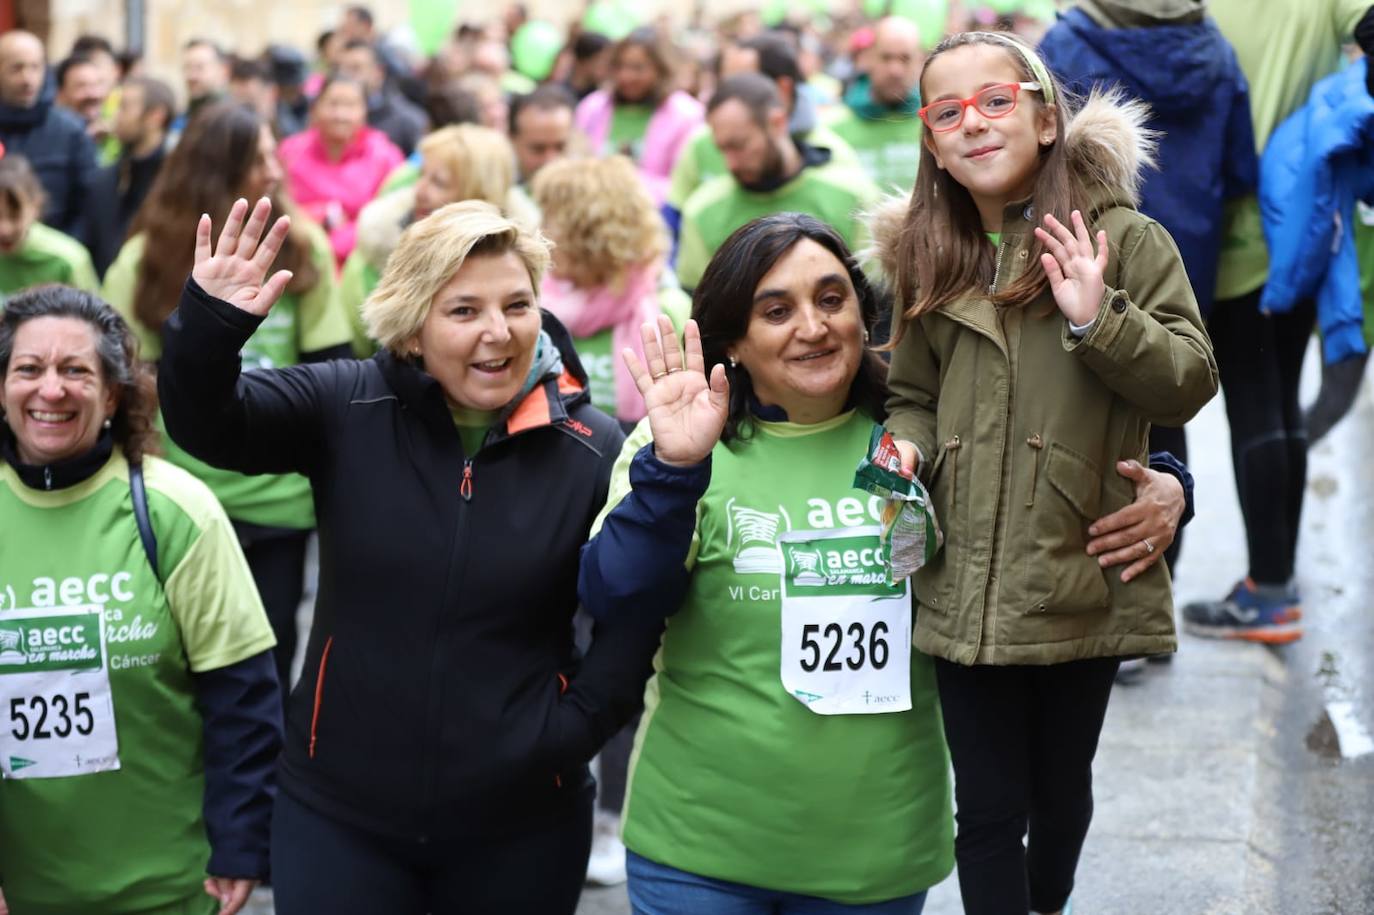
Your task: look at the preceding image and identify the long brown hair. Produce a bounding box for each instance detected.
[129,102,319,334]
[891,32,1087,337]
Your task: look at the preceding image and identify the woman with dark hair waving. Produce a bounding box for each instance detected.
[0,287,279,915]
[103,101,353,701]
[156,198,660,914]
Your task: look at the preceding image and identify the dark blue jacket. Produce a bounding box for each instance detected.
[1259,60,1374,362]
[1039,9,1258,316]
[0,98,97,244]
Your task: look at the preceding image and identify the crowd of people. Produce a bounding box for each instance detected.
[0,0,1370,912]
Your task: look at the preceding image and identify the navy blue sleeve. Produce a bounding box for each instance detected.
[1148,450,1194,529]
[192,650,284,880]
[579,444,711,624]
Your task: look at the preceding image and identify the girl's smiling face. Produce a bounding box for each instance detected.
[921,44,1057,228]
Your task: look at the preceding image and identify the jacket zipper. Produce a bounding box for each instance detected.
[308,636,334,759]
[460,460,473,501]
[43,466,53,490]
[1025,434,1044,507]
[988,238,1008,294]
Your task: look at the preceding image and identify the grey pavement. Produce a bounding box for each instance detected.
[249,344,1374,914]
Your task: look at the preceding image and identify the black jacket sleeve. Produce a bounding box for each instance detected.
[579,444,711,623]
[191,650,283,880]
[159,278,341,477]
[1147,450,1194,529]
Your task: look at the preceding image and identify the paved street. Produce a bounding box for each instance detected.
[247,343,1374,915]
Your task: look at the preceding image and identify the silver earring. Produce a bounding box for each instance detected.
[863,328,871,344]
[102,417,112,429]
[728,355,739,368]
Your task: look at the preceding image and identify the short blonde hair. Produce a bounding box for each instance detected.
[418,124,515,209]
[362,200,551,354]
[531,156,669,287]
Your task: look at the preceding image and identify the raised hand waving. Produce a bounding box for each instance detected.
[1034,209,1109,328]
[192,197,294,317]
[623,315,730,467]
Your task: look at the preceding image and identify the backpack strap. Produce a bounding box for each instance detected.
[129,462,161,582]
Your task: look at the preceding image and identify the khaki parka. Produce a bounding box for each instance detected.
[875,93,1219,666]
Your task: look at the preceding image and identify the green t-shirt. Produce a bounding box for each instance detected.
[596,412,953,902]
[1210,0,1368,300]
[677,161,880,290]
[666,122,864,210]
[0,223,100,297]
[607,104,654,161]
[102,226,352,528]
[572,285,692,419]
[449,404,497,456]
[824,107,923,192]
[0,451,274,915]
[378,160,420,196]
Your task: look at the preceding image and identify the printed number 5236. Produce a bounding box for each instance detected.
[799,622,889,673]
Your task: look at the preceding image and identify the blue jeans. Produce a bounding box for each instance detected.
[626,851,929,915]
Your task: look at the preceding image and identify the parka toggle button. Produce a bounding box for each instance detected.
[1025,434,1044,507]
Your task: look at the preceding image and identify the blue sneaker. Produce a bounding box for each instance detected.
[1182,578,1303,644]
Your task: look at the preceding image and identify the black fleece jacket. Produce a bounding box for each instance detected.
[159,279,662,840]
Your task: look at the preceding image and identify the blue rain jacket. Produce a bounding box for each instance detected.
[1259,59,1374,362]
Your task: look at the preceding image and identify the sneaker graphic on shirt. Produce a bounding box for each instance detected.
[726,498,792,575]
[1182,578,1303,644]
[786,546,827,587]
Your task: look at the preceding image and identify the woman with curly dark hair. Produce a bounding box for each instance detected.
[0,285,280,915]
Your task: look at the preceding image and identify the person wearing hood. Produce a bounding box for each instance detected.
[0,31,97,244]
[337,39,428,157]
[1179,0,1374,643]
[665,32,860,240]
[826,17,924,191]
[676,74,878,292]
[1037,0,1258,612]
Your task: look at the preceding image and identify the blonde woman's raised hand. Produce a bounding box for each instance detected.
[192,197,293,317]
[1034,210,1108,328]
[624,316,730,467]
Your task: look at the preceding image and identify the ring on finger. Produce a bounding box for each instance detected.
[667,367,683,373]
[651,371,668,380]
[1142,539,1155,554]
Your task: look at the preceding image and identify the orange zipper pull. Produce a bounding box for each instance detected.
[460,461,473,501]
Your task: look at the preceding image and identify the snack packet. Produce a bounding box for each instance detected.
[852,426,944,584]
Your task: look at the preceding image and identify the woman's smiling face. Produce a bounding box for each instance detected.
[3,316,118,465]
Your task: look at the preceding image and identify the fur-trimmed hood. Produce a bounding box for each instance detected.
[866,89,1158,280]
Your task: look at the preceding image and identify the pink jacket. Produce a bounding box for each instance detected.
[575,89,704,205]
[278,126,404,266]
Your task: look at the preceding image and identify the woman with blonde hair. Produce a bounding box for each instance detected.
[534,155,689,429]
[157,197,662,914]
[341,124,538,354]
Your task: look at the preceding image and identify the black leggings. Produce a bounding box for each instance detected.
[233,523,311,696]
[271,789,594,915]
[933,657,1120,915]
[1206,290,1316,586]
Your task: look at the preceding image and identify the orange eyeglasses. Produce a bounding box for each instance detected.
[917,82,1041,133]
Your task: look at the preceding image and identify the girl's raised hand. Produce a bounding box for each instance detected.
[623,316,730,467]
[192,197,293,317]
[1034,210,1108,328]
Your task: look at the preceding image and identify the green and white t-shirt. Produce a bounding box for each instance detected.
[824,108,923,193]
[0,223,100,297]
[1209,0,1368,300]
[597,411,954,903]
[676,161,880,290]
[103,226,352,529]
[665,123,863,211]
[0,451,273,915]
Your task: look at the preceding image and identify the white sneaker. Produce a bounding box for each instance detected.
[585,812,627,886]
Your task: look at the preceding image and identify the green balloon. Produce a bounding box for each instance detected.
[889,0,949,49]
[511,21,563,81]
[409,0,458,57]
[582,1,639,40]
